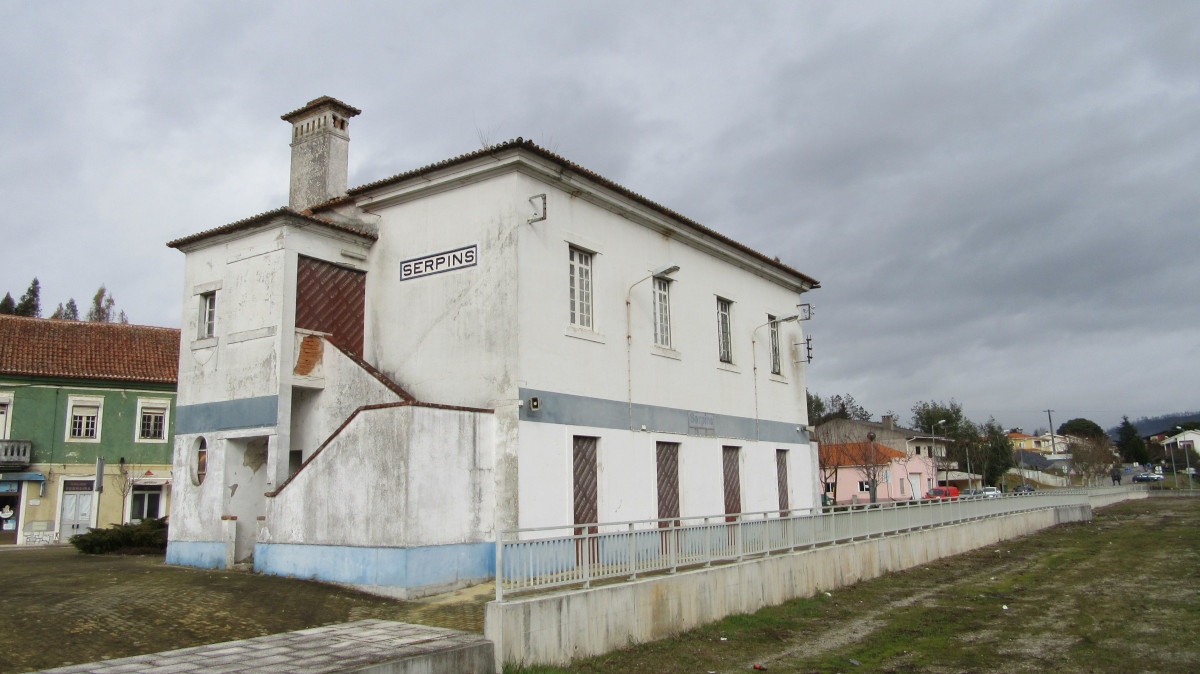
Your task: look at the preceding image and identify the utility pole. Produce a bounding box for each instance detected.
[1046,410,1057,455]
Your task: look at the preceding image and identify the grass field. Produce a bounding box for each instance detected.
[2,497,1195,673]
[508,496,1200,673]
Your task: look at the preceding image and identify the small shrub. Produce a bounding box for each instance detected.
[70,518,168,555]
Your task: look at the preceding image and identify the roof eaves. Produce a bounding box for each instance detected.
[166,207,377,249]
[347,139,820,289]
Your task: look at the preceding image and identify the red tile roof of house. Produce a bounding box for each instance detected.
[819,442,906,467]
[0,315,179,384]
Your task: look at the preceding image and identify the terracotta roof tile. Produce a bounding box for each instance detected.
[819,441,905,467]
[0,315,179,384]
[280,96,362,122]
[165,207,376,250]
[341,139,820,289]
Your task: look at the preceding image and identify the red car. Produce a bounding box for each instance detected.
[923,486,960,500]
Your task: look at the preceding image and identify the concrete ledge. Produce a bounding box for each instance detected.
[41,620,493,674]
[165,540,228,569]
[486,505,1091,669]
[254,541,494,600]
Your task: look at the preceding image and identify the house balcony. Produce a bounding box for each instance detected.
[0,440,32,470]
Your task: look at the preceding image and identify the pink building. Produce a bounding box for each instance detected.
[819,440,937,505]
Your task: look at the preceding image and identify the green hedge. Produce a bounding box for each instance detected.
[70,518,169,555]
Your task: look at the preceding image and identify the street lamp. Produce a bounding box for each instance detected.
[751,314,800,439]
[929,419,947,488]
[1176,426,1193,491]
[1169,428,1180,489]
[625,264,680,430]
[867,431,878,504]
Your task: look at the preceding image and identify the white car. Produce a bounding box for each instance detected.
[981,487,1001,498]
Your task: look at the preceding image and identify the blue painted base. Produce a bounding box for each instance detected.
[166,540,227,569]
[253,541,495,592]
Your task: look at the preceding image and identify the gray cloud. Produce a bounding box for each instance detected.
[2,0,1196,433]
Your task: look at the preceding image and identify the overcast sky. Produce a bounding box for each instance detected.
[2,1,1197,434]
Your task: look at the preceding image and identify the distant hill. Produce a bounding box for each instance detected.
[1109,411,1200,438]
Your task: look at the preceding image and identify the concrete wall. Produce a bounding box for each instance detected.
[486,503,1094,669]
[257,403,495,598]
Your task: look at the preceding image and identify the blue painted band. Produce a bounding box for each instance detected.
[254,541,495,590]
[518,387,809,444]
[175,395,279,434]
[166,540,227,569]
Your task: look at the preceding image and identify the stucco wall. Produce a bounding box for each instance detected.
[264,404,494,548]
[513,175,810,429]
[516,421,815,532]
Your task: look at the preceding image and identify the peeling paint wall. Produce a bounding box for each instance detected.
[265,405,494,548]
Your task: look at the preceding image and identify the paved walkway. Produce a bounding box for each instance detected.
[39,620,494,674]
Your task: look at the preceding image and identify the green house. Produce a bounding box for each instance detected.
[0,315,179,545]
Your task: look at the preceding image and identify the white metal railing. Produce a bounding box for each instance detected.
[495,487,1146,600]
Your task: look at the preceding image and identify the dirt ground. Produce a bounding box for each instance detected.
[2,497,1196,673]
[516,496,1200,673]
[0,548,489,673]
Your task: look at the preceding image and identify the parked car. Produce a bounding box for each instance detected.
[1013,484,1036,493]
[924,486,960,500]
[962,488,983,498]
[981,487,1001,498]
[1132,473,1164,483]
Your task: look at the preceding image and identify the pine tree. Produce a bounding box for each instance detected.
[86,285,119,322]
[0,293,14,315]
[51,299,80,320]
[1116,416,1149,464]
[14,278,41,317]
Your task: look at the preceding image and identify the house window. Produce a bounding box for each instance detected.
[65,396,103,442]
[858,480,871,492]
[768,315,781,375]
[0,401,9,440]
[193,437,208,486]
[135,398,170,442]
[130,485,161,523]
[716,298,733,362]
[199,292,217,339]
[824,482,835,494]
[653,278,672,348]
[568,247,593,329]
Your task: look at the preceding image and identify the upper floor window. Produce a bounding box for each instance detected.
[768,314,781,375]
[716,299,733,363]
[199,292,217,339]
[66,395,103,442]
[568,247,593,329]
[135,398,170,442]
[0,392,11,440]
[653,278,672,348]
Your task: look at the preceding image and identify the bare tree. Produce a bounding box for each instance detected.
[1069,436,1114,487]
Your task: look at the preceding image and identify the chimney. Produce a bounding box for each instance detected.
[281,97,361,211]
[882,415,894,430]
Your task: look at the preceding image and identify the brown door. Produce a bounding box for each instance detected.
[656,442,680,525]
[723,446,741,522]
[776,449,790,513]
[573,436,598,564]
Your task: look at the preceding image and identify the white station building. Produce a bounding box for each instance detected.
[165,96,821,598]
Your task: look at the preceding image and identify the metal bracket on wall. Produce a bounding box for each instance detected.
[527,193,547,224]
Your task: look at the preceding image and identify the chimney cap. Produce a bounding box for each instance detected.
[281,96,362,123]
